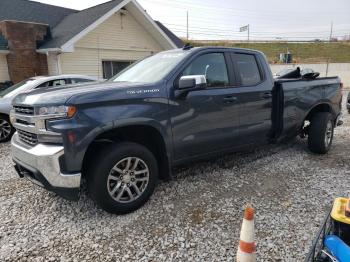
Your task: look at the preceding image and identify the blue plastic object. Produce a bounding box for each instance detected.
[324,235,350,262]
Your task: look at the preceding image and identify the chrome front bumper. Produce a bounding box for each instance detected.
[11,133,81,194]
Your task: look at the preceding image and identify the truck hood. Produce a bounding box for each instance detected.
[12,81,164,107]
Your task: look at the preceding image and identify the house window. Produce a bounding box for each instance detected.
[102,61,133,79]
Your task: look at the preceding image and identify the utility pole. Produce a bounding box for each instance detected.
[248,24,250,42]
[329,21,333,42]
[186,11,189,41]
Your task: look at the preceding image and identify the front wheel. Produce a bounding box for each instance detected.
[0,115,14,142]
[308,112,334,154]
[87,142,158,214]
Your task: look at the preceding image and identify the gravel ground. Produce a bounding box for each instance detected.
[0,95,349,262]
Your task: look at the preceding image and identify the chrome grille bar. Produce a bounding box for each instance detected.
[13,106,34,115]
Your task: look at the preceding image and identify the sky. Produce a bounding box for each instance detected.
[33,0,350,41]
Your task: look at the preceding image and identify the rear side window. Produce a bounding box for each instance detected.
[234,54,262,86]
[182,53,229,87]
[48,79,67,87]
[71,78,94,84]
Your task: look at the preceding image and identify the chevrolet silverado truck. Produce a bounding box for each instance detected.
[10,46,343,214]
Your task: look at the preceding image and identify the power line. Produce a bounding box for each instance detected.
[153,14,348,31]
[143,0,350,17]
[140,0,350,41]
[164,22,350,35]
[171,29,346,39]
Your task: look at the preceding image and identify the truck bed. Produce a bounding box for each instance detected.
[272,76,342,140]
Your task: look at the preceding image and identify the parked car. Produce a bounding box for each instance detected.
[0,75,97,142]
[0,81,13,92]
[10,47,343,214]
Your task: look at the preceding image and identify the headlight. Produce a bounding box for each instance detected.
[38,106,77,118]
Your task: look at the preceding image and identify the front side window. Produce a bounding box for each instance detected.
[234,54,262,86]
[182,53,229,87]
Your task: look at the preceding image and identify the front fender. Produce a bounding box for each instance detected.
[48,104,172,173]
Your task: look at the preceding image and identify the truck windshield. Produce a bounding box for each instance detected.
[110,51,188,84]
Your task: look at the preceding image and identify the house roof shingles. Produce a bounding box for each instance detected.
[0,0,76,28]
[0,0,183,50]
[155,21,183,48]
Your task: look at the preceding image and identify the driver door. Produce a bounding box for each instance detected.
[170,52,241,161]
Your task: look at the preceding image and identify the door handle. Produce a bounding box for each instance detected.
[261,92,272,99]
[223,96,237,103]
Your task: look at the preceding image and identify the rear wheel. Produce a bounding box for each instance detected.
[87,142,158,214]
[0,115,14,142]
[308,112,334,154]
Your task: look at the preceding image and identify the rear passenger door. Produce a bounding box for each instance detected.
[231,52,273,145]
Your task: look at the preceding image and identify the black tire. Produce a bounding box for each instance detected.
[0,115,14,143]
[87,142,158,214]
[308,112,334,154]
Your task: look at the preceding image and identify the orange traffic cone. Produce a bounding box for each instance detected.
[236,205,256,262]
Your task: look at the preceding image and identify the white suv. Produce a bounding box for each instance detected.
[0,75,97,142]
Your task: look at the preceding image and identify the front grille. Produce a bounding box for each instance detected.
[17,129,38,146]
[16,119,34,126]
[14,106,34,115]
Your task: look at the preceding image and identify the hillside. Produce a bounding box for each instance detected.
[187,41,350,63]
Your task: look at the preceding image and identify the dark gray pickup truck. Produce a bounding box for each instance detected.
[10,46,343,214]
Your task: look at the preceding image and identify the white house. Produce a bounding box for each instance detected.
[0,0,183,83]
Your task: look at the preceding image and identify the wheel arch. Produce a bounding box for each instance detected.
[303,102,336,124]
[82,122,172,181]
[0,112,9,119]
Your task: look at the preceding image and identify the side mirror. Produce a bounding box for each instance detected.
[176,75,207,98]
[179,75,206,89]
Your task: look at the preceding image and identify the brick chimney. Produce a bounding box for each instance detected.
[0,20,49,83]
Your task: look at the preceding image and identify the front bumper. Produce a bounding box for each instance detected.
[11,133,81,200]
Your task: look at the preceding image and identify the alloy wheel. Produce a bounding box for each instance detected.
[0,119,12,141]
[324,120,333,147]
[107,157,150,203]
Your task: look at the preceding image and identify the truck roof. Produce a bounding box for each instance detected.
[169,46,264,55]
